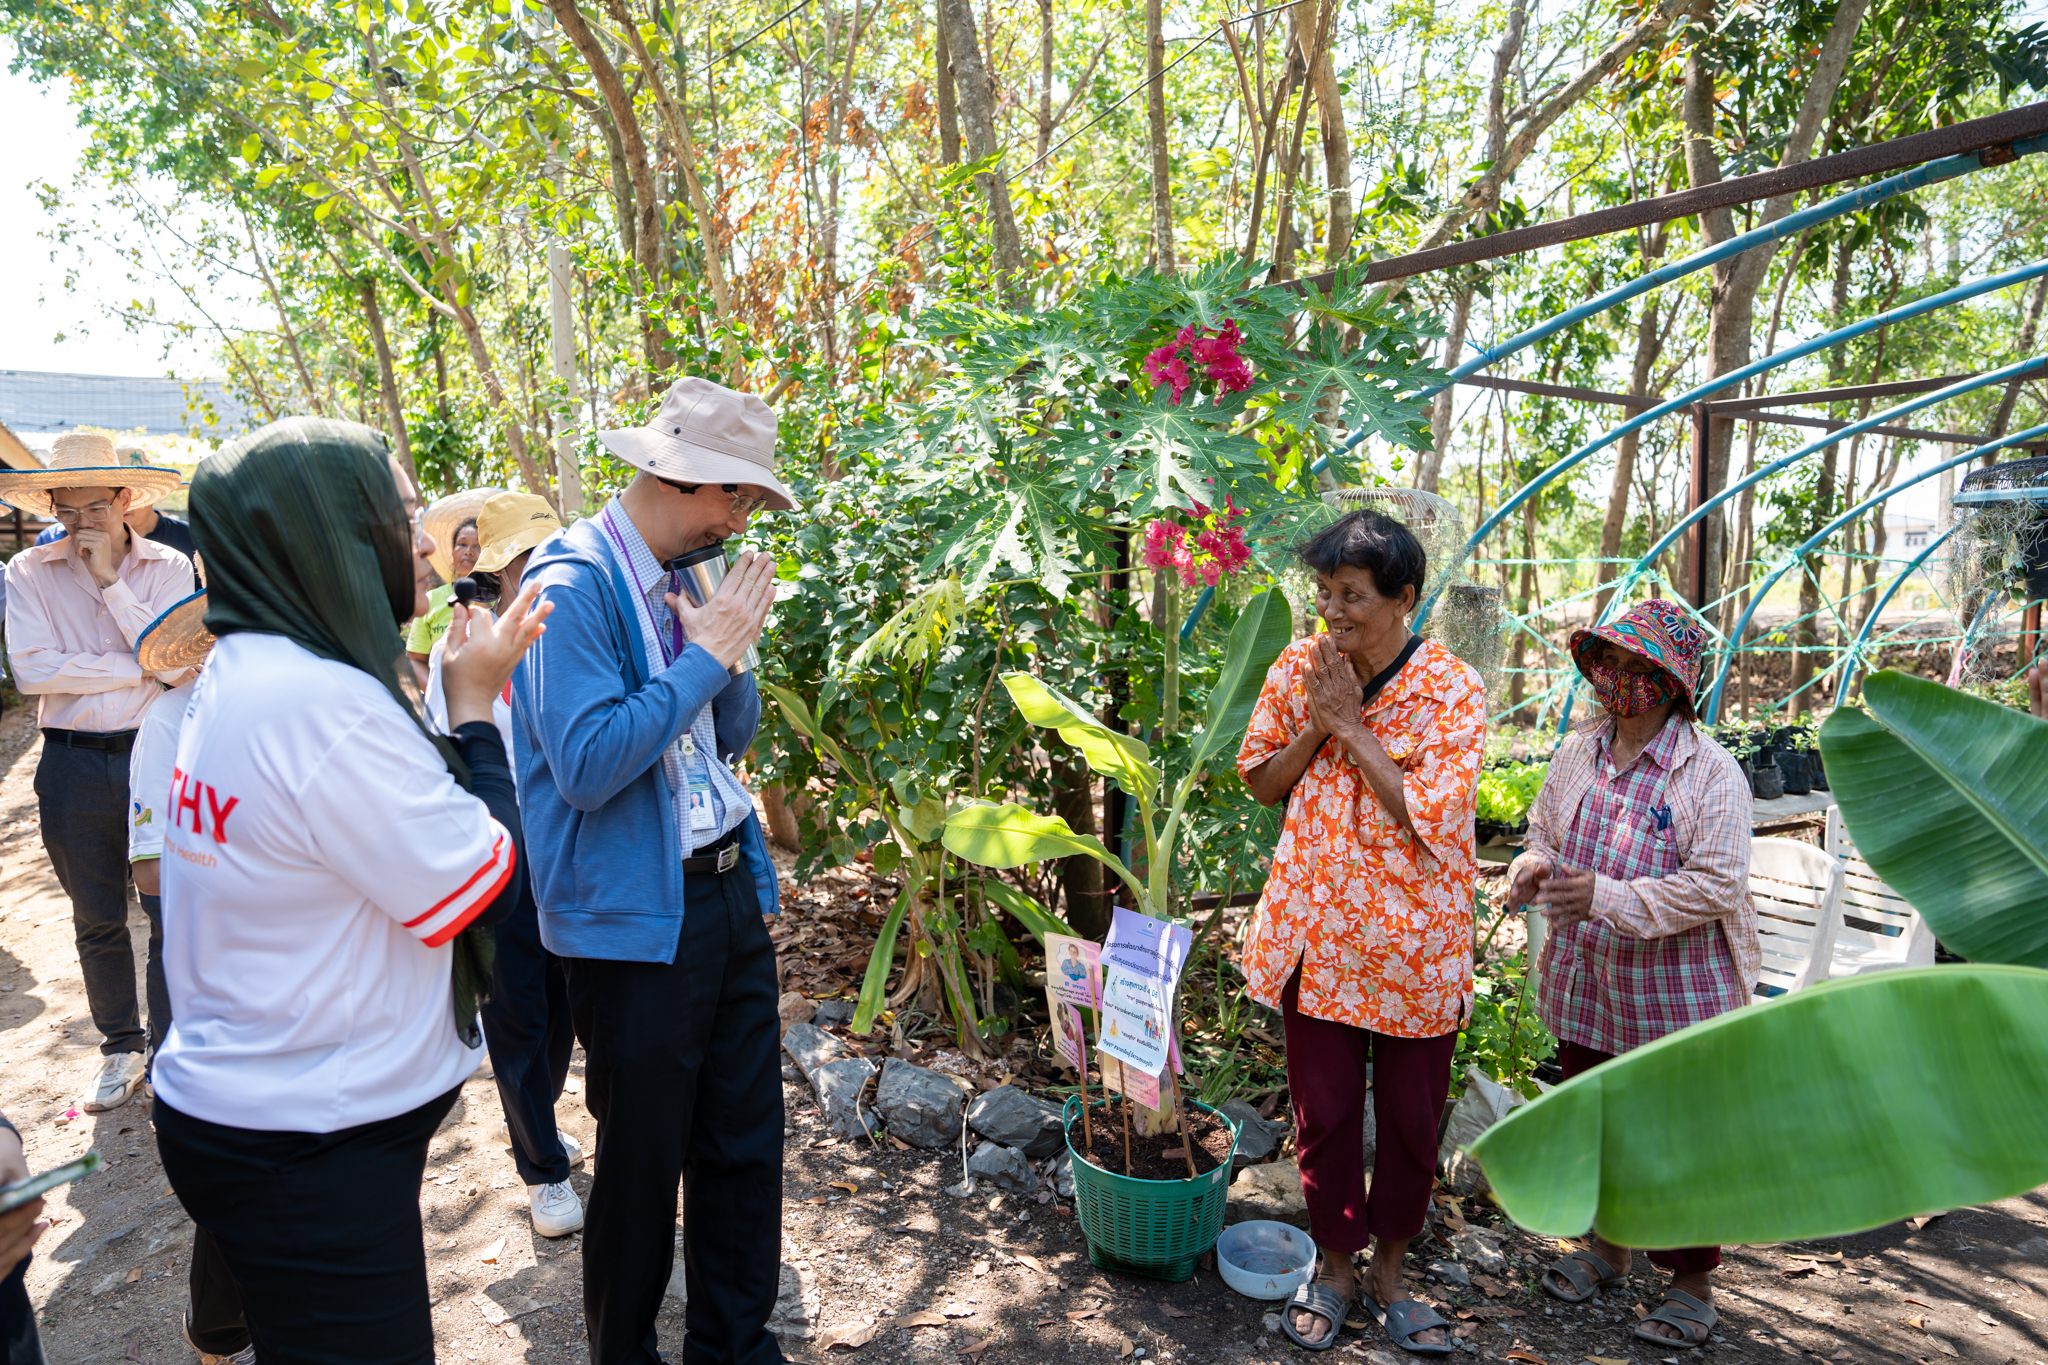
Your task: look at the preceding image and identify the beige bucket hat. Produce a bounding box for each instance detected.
[597,376,799,512]
[0,432,183,517]
[420,488,504,585]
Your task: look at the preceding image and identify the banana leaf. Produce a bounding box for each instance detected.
[1001,673,1160,799]
[1184,586,1293,775]
[942,800,1145,902]
[976,875,1075,943]
[1820,671,2048,967]
[851,878,916,1035]
[1469,966,2048,1246]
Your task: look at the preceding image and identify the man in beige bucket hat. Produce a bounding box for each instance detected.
[516,376,793,1364]
[0,431,197,1114]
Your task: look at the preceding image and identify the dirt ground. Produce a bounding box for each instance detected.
[7,700,2048,1365]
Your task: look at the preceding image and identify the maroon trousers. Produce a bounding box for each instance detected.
[1282,968,1457,1253]
[1557,1040,1720,1274]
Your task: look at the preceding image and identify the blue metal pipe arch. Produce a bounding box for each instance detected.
[1701,420,2048,722]
[1833,524,1962,709]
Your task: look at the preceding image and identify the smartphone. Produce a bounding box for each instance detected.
[0,1152,101,1214]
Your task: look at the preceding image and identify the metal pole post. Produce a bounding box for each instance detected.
[1689,402,1711,611]
[548,155,583,519]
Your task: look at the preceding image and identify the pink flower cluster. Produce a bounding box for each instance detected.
[1141,500,1253,587]
[1141,320,1254,405]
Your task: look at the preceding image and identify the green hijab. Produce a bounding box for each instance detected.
[190,416,494,1045]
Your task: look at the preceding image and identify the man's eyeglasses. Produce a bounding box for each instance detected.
[51,500,118,525]
[656,478,771,518]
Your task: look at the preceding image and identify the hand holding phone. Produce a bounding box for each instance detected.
[0,1151,99,1214]
[0,1135,90,1281]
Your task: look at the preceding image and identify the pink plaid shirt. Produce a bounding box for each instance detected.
[1512,714,1758,1054]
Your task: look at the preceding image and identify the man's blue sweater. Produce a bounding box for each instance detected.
[510,515,779,963]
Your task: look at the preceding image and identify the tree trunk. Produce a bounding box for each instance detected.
[937,0,1027,300]
[935,0,962,164]
[243,211,323,415]
[1035,0,1054,162]
[357,276,414,486]
[1052,757,1109,938]
[545,0,674,375]
[1269,0,1333,279]
[1988,275,2048,455]
[1310,2,1351,263]
[1683,0,1871,598]
[1416,287,1471,493]
[1144,0,1174,272]
[1595,300,1666,617]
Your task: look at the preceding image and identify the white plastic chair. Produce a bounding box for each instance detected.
[1823,806,1936,977]
[1749,836,1845,998]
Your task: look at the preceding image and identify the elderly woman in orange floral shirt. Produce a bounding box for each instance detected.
[1238,510,1487,1355]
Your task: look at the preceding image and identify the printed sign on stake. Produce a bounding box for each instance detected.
[1095,908,1192,1079]
[1043,934,1102,1010]
[1097,1054,1161,1109]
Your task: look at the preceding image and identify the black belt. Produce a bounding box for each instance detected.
[42,728,138,753]
[682,832,743,875]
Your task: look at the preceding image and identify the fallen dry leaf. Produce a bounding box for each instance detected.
[480,1237,506,1265]
[1632,1305,1650,1321]
[1034,1318,1059,1328]
[805,1196,831,1206]
[897,1311,949,1329]
[1160,1304,1194,1318]
[816,1316,877,1352]
[961,1339,995,1360]
[1473,1274,1510,1298]
[1016,1253,1044,1273]
[1114,1333,1135,1359]
[1908,1213,1947,1231]
[1505,1352,1550,1365]
[1065,1308,1103,1322]
[1908,1316,1928,1331]
[1904,1299,1933,1309]
[1782,1266,1817,1278]
[942,1303,974,1318]
[1587,1355,1630,1364]
[829,1181,859,1195]
[888,1135,913,1152]
[1934,1340,1958,1358]
[1790,1251,1845,1262]
[124,1267,141,1283]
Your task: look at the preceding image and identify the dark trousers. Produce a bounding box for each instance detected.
[154,1087,460,1364]
[0,1255,44,1365]
[481,892,575,1186]
[1282,967,1457,1252]
[35,739,166,1055]
[1556,1041,1720,1273]
[565,864,784,1365]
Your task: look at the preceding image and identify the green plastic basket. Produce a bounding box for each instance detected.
[1062,1095,1241,1282]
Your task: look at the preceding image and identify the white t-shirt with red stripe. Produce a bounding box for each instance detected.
[152,632,514,1132]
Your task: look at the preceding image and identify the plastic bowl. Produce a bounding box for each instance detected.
[1215,1220,1316,1301]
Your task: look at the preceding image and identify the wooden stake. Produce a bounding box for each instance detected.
[1121,1088,1133,1176]
[1168,1066,1198,1179]
[1078,1050,1094,1151]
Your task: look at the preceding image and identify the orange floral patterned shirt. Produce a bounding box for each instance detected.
[1235,636,1487,1038]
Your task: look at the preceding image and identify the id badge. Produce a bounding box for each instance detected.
[681,734,715,833]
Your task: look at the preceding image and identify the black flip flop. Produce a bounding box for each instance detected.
[1374,1296,1455,1356]
[1281,1281,1351,1352]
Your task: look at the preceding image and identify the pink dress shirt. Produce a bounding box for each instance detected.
[5,532,196,732]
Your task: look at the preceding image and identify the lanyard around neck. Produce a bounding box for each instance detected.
[600,507,685,667]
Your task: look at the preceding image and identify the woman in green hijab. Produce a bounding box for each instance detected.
[149,417,551,1365]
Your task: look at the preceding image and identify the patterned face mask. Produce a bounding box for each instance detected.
[1586,660,1674,718]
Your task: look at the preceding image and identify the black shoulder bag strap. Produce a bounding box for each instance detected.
[1286,632,1425,804]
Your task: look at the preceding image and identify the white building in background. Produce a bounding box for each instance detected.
[1885,512,1937,551]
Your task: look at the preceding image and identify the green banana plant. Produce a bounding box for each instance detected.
[940,586,1295,926]
[1469,671,2048,1246]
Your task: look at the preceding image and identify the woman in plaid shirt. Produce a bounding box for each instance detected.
[1505,599,1757,1350]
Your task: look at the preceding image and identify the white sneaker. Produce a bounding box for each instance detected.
[84,1053,147,1113]
[560,1131,585,1169]
[530,1181,585,1238]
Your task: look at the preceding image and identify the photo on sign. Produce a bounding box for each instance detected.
[1043,934,1102,1009]
[1051,1002,1086,1073]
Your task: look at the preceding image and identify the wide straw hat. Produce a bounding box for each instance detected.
[421,488,503,585]
[597,376,800,512]
[0,431,183,517]
[135,591,215,674]
[1568,598,1709,711]
[473,491,562,574]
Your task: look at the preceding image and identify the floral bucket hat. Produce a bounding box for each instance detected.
[1568,598,1708,709]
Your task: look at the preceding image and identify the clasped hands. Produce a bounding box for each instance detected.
[1506,857,1597,927]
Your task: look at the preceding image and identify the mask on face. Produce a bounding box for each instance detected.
[1586,660,1674,718]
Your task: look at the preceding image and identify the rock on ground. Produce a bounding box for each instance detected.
[1453,1226,1508,1275]
[812,999,856,1029]
[777,991,816,1030]
[967,1085,1065,1159]
[875,1059,966,1149]
[967,1142,1038,1195]
[1225,1160,1308,1229]
[780,1022,846,1083]
[1218,1100,1283,1168]
[811,1057,880,1140]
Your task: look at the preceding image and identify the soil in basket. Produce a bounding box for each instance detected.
[1073,1097,1233,1181]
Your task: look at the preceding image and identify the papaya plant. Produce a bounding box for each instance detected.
[1469,672,2048,1247]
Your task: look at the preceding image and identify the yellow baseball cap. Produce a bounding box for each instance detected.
[473,491,563,574]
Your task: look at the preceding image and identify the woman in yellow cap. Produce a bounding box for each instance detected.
[423,491,584,1238]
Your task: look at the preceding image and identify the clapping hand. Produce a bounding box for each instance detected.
[1302,635,1365,741]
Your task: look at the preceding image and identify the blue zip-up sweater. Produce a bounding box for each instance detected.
[510,515,780,963]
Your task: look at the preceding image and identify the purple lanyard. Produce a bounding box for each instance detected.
[600,508,685,667]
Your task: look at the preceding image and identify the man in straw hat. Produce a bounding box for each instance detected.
[1,431,196,1113]
[514,376,794,1365]
[35,443,198,569]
